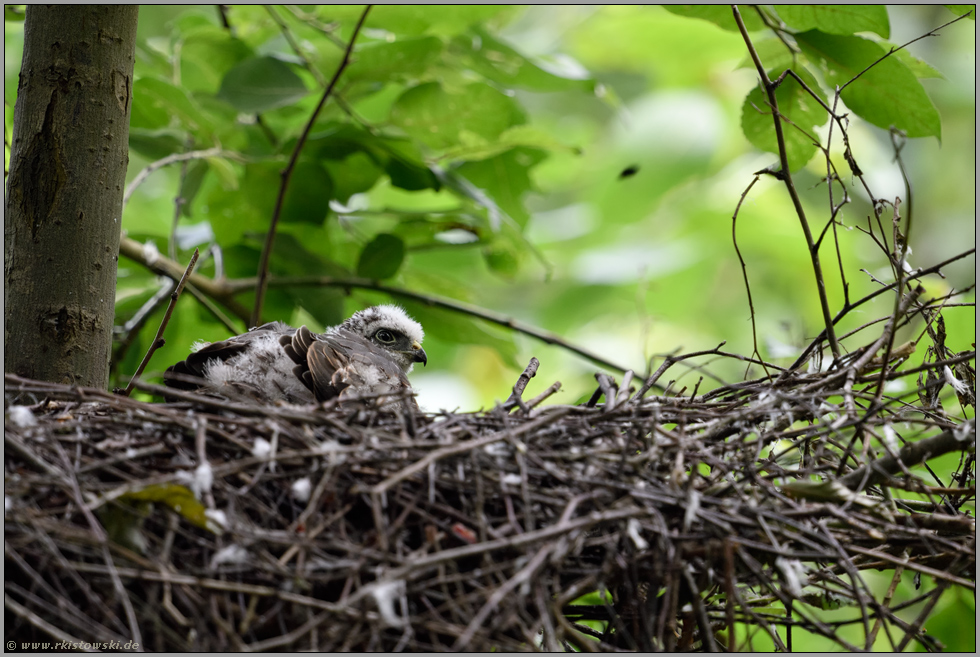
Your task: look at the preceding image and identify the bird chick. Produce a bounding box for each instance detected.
[164,305,426,410]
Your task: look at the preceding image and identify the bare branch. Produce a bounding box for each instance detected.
[251,6,372,327]
[119,248,200,396]
[732,4,840,359]
[122,147,238,209]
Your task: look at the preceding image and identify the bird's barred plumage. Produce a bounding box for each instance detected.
[164,305,426,410]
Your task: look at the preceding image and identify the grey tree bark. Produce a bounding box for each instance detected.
[5,5,138,387]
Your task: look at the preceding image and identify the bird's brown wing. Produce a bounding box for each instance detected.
[281,327,417,409]
[281,325,332,398]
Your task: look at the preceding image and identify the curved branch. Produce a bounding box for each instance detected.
[118,236,634,374]
[248,275,634,374]
[123,147,239,210]
[119,236,252,321]
[251,6,372,328]
[839,12,972,93]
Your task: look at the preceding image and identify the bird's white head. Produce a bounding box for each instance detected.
[339,305,427,373]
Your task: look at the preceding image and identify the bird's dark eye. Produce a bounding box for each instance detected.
[375,329,395,343]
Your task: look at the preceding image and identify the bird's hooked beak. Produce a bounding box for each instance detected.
[412,342,427,366]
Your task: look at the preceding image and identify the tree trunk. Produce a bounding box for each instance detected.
[5,5,138,388]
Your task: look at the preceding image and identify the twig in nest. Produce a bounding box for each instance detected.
[526,381,561,410]
[504,357,539,413]
[594,372,617,411]
[119,248,199,397]
[631,342,728,403]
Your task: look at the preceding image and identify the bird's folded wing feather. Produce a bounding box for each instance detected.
[164,322,293,390]
[281,327,415,406]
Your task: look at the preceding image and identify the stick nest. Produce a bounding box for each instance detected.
[4,348,975,652]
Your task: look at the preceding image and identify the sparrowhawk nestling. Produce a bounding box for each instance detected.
[164,305,426,410]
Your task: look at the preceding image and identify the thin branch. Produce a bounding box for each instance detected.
[265,5,327,86]
[251,5,372,327]
[169,136,196,260]
[122,147,237,209]
[117,237,634,374]
[731,175,767,372]
[504,357,539,413]
[119,248,200,396]
[111,278,174,376]
[5,594,90,648]
[733,4,840,360]
[787,247,976,372]
[118,236,251,321]
[838,12,972,93]
[631,342,785,403]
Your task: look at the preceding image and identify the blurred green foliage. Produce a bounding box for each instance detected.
[4,3,973,408]
[3,4,975,650]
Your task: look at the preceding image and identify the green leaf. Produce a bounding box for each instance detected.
[98,499,152,553]
[179,160,209,217]
[346,36,443,83]
[270,232,347,320]
[309,126,432,196]
[482,238,521,279]
[379,138,441,191]
[775,5,889,38]
[206,163,276,245]
[390,212,483,247]
[123,484,217,532]
[357,233,406,279]
[454,147,548,228]
[796,31,941,139]
[944,5,975,20]
[441,124,577,163]
[881,43,945,79]
[662,5,766,32]
[741,66,827,171]
[309,122,384,160]
[206,156,240,191]
[217,56,309,113]
[128,129,185,159]
[179,29,253,93]
[736,38,796,73]
[281,161,333,224]
[134,77,212,135]
[5,6,26,21]
[362,5,511,37]
[323,151,384,202]
[389,81,525,151]
[452,27,593,92]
